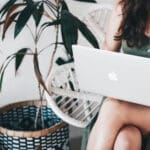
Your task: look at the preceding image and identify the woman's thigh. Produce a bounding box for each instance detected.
[100,98,150,134]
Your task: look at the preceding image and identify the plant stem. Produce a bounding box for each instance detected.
[34,102,40,129]
[34,27,45,129]
[39,83,45,128]
[26,24,35,48]
[43,10,55,20]
[44,0,57,11]
[34,1,61,129]
[41,1,60,97]
[36,9,56,43]
[47,1,60,78]
[38,43,55,54]
[46,3,57,18]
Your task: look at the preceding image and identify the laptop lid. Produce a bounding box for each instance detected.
[72,45,150,106]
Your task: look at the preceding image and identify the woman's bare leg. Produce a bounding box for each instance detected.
[87,98,127,150]
[87,98,150,150]
[114,125,142,150]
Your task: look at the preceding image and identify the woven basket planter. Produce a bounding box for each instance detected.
[0,100,69,150]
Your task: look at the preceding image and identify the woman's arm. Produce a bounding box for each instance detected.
[102,1,123,52]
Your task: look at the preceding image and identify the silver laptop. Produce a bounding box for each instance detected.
[72,45,150,106]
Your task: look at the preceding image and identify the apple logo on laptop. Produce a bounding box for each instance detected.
[108,72,118,81]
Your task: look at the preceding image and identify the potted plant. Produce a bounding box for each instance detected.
[0,0,99,149]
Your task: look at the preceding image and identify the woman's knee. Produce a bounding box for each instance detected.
[101,97,125,111]
[114,126,142,150]
[98,98,128,121]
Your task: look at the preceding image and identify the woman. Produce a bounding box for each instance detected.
[87,0,150,149]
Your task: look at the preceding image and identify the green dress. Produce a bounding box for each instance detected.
[81,40,150,150]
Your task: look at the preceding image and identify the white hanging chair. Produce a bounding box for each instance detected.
[45,63,104,128]
[45,3,113,128]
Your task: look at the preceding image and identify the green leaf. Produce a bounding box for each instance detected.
[56,57,66,65]
[33,3,44,27]
[0,0,17,18]
[2,2,26,39]
[2,12,20,39]
[14,5,34,38]
[74,0,96,2]
[15,48,28,73]
[76,18,99,48]
[56,57,73,65]
[61,1,69,11]
[61,11,78,58]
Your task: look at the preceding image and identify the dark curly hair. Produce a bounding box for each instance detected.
[115,0,150,48]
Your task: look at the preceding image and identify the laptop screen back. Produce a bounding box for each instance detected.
[73,45,150,106]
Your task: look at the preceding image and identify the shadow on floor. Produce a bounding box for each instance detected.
[70,137,82,150]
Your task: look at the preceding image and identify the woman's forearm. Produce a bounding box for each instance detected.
[102,38,121,52]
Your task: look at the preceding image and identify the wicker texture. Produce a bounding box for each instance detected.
[83,3,112,46]
[0,100,69,150]
[45,63,103,128]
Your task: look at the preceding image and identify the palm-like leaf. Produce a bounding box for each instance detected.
[15,48,29,74]
[4,3,25,18]
[56,57,73,65]
[32,3,44,27]
[0,0,17,18]
[2,12,20,39]
[76,18,99,48]
[14,5,34,38]
[0,0,100,93]
[2,3,26,39]
[61,1,69,11]
[61,10,78,58]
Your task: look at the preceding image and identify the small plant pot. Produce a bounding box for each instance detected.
[0,100,69,150]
